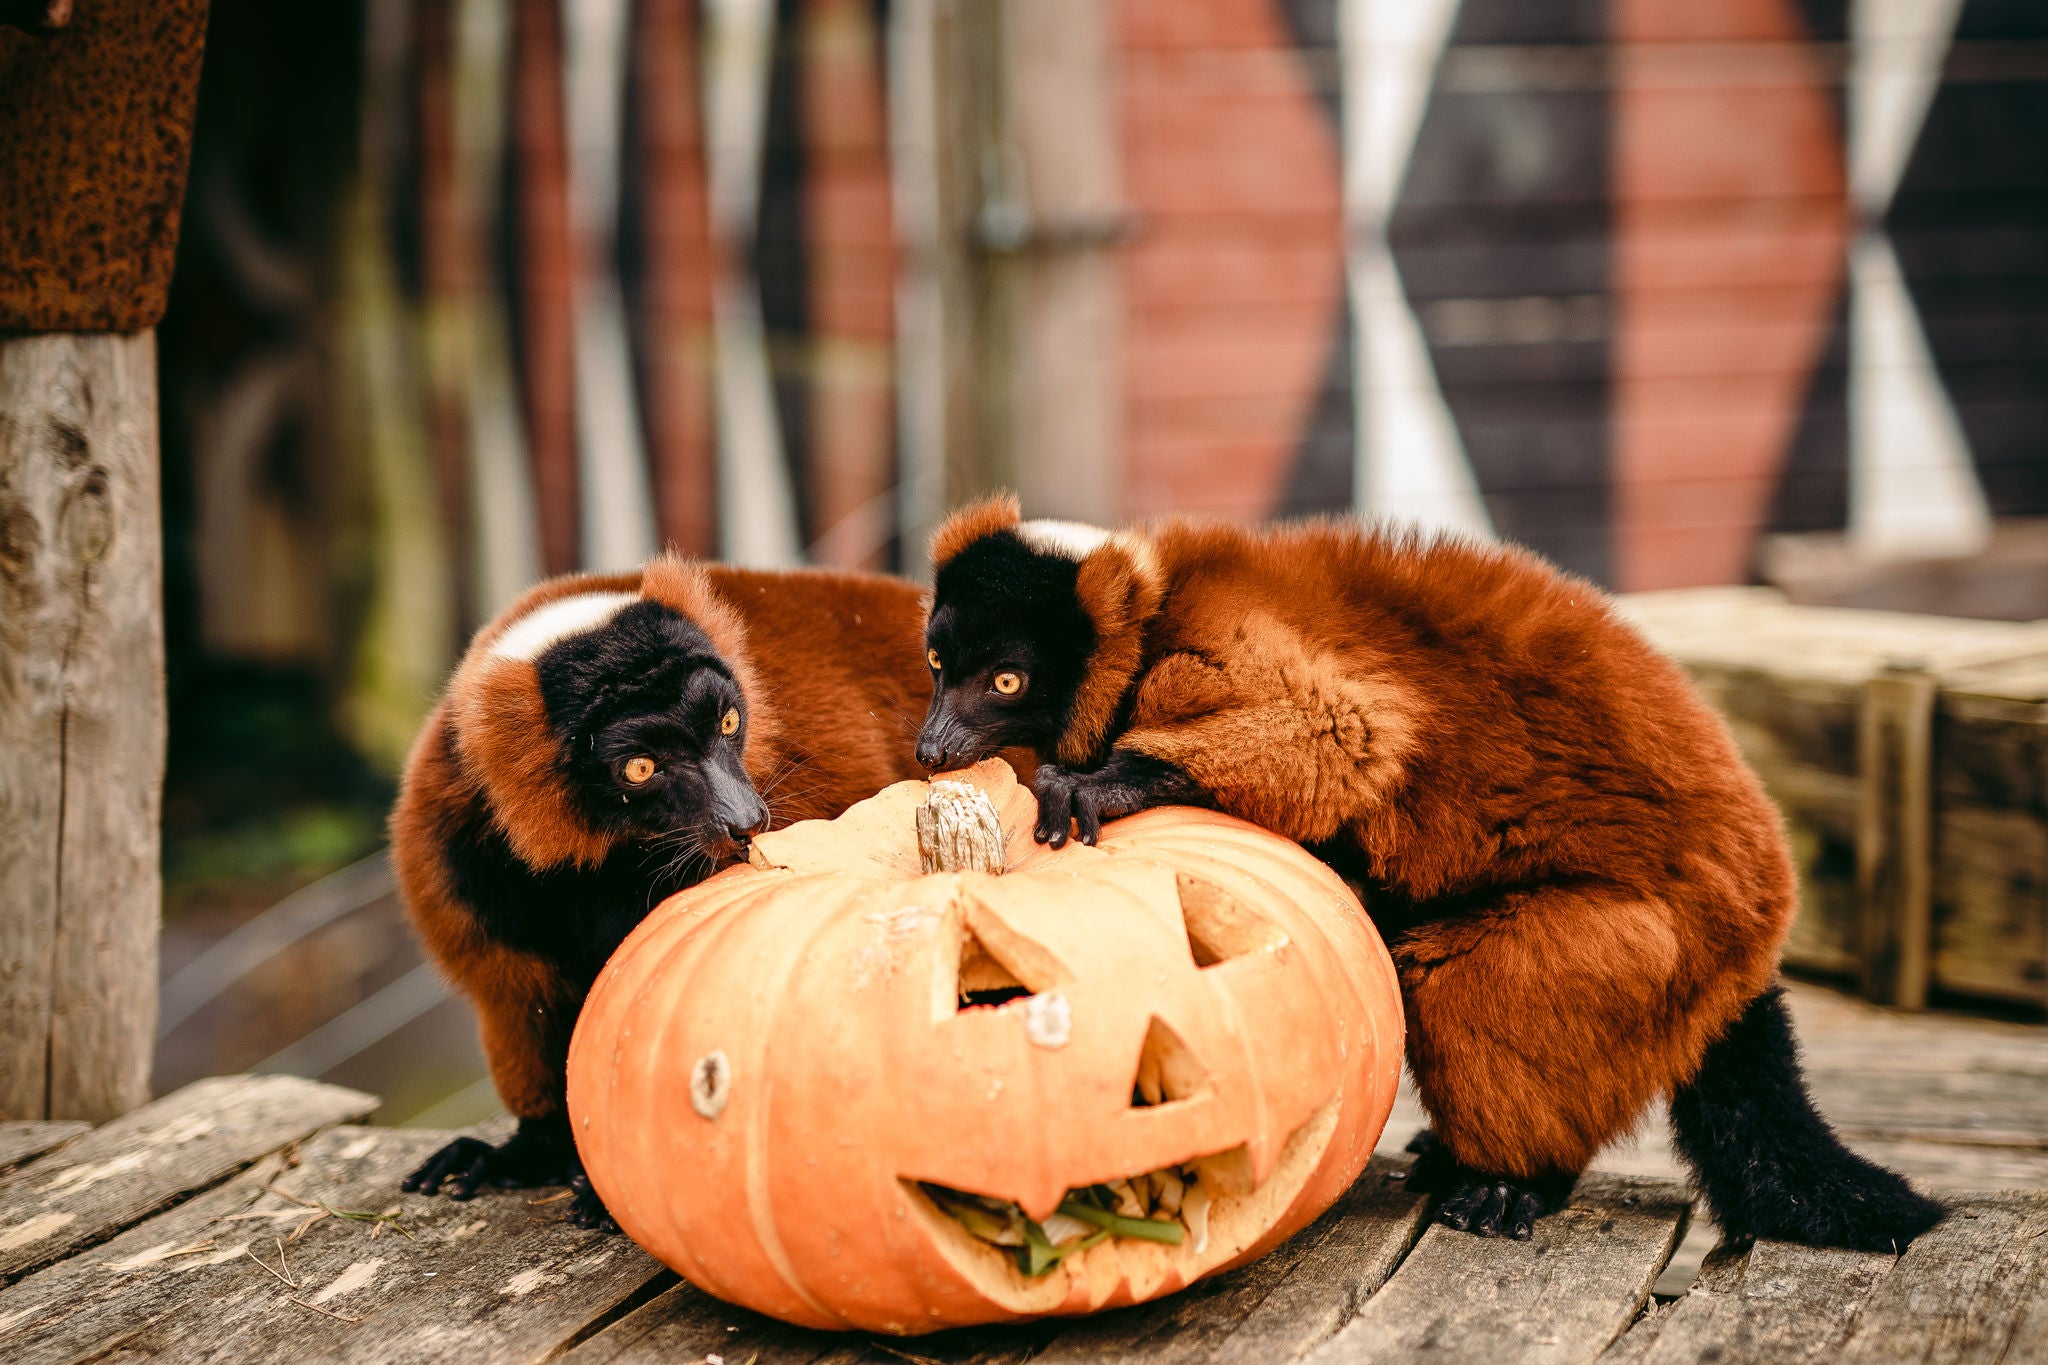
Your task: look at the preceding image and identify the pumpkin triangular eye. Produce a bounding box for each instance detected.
[1129,1016,1210,1109]
[1176,873,1287,967]
[955,926,1032,1011]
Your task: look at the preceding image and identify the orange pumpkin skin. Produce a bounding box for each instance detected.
[567,760,1402,1334]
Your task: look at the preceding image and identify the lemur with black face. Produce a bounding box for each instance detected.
[915,496,1944,1251]
[394,553,928,1228]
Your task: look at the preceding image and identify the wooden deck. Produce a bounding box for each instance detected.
[2,984,2044,1364]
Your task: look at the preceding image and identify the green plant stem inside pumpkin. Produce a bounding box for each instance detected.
[921,1165,1211,1278]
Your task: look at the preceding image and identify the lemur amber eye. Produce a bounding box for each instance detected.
[993,671,1024,696]
[623,756,657,785]
[720,707,741,737]
[927,648,942,672]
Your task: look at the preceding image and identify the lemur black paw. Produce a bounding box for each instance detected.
[401,1118,575,1201]
[1032,764,1147,848]
[566,1170,621,1234]
[1400,1132,1576,1242]
[1438,1180,1541,1240]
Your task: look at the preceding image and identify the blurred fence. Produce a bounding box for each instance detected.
[166,1,2048,729]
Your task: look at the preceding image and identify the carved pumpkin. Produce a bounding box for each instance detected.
[566,760,1402,1334]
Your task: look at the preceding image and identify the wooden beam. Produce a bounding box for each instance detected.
[0,333,164,1123]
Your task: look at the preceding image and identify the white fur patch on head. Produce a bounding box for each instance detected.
[488,590,639,662]
[1015,518,1111,562]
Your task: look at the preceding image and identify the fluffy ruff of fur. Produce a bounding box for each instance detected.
[924,500,1947,1249]
[393,555,930,1224]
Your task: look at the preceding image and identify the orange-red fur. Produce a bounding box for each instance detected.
[937,506,1797,1181]
[393,555,930,1121]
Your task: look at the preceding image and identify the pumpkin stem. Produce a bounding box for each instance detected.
[918,780,1007,875]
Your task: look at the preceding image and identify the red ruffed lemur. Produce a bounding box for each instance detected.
[394,553,929,1227]
[915,496,1945,1249]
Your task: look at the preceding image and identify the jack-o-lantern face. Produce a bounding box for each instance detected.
[568,760,1402,1335]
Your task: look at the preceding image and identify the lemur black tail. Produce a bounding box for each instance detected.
[1668,984,1946,1252]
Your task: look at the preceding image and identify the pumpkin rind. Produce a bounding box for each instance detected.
[567,760,1402,1334]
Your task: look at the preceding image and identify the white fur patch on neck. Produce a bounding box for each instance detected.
[1016,518,1111,561]
[489,590,639,662]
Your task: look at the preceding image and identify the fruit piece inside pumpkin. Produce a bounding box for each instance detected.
[904,1095,1341,1305]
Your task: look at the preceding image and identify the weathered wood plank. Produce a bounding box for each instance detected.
[1028,1156,1431,1365]
[1802,1066,2048,1150]
[0,1074,375,1283]
[1305,1174,1692,1365]
[0,331,166,1122]
[0,1124,668,1365]
[1832,1192,2048,1365]
[1600,1239,1896,1364]
[558,1274,1061,1365]
[0,1123,88,1175]
[1931,804,2048,1010]
[562,1155,1432,1365]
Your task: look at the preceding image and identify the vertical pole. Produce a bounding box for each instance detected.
[990,0,1123,525]
[510,0,582,575]
[889,0,1125,548]
[0,0,207,1119]
[0,333,165,1120]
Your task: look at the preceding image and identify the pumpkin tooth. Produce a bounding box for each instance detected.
[1182,1183,1212,1254]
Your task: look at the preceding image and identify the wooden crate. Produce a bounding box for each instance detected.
[1619,588,2048,1012]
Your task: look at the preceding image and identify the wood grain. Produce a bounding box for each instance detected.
[1858,665,1937,1008]
[0,331,165,1122]
[0,1074,375,1283]
[1832,1192,2048,1365]
[0,1122,88,1176]
[1027,1156,1431,1365]
[0,1123,668,1365]
[1304,1174,1693,1365]
[553,1277,842,1365]
[1601,1239,1896,1364]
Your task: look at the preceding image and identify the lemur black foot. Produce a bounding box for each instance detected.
[1439,1177,1570,1240]
[1032,753,1204,848]
[1402,1128,1576,1241]
[566,1166,621,1234]
[401,1116,576,1201]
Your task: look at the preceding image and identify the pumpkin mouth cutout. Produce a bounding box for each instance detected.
[903,1093,1342,1310]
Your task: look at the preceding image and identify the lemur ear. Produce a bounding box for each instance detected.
[930,493,1023,570]
[1074,534,1163,633]
[636,550,778,754]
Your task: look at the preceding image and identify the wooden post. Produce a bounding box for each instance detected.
[0,336,166,1120]
[1856,662,1937,1009]
[894,0,1126,534]
[991,0,1125,525]
[0,0,207,1118]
